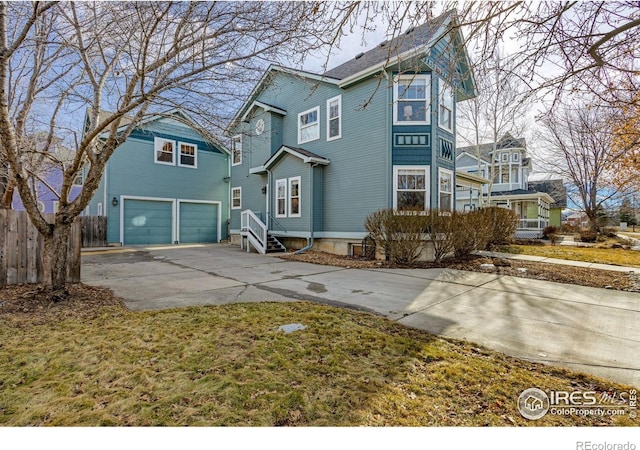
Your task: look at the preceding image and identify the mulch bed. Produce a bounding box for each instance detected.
[280,251,638,292]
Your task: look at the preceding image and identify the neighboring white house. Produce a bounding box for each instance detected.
[456,133,555,238]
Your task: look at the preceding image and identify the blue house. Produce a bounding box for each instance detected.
[87,109,230,246]
[12,166,83,215]
[227,11,476,255]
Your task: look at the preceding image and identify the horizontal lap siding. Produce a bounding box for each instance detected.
[257,75,389,234]
[100,119,229,243]
[270,156,309,232]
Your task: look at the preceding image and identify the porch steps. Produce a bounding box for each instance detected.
[266,234,286,253]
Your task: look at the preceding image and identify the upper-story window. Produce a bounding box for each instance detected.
[512,153,520,162]
[298,106,319,144]
[393,74,431,125]
[231,135,242,166]
[154,137,175,165]
[438,80,454,132]
[500,152,509,162]
[327,95,342,141]
[178,142,197,168]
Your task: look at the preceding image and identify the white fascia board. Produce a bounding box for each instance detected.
[249,166,267,174]
[240,101,288,123]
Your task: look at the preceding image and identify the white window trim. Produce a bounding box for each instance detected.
[97,202,103,216]
[154,137,176,166]
[231,135,242,166]
[438,79,454,133]
[288,176,301,218]
[52,200,59,214]
[392,165,430,211]
[438,167,454,211]
[298,106,320,144]
[275,178,287,218]
[231,187,242,210]
[326,95,342,141]
[178,141,198,169]
[393,74,431,125]
[512,153,520,162]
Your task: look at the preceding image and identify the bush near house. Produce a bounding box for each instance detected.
[364,207,518,264]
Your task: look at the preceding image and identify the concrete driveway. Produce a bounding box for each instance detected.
[82,243,640,388]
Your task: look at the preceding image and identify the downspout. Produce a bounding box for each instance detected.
[295,162,316,254]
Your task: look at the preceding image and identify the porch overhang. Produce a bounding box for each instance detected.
[263,145,330,170]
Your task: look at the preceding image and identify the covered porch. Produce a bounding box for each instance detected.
[455,171,491,211]
[489,191,554,238]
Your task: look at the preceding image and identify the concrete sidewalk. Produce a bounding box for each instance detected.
[476,249,640,274]
[82,244,640,388]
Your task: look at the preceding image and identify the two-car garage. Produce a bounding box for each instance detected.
[121,197,220,245]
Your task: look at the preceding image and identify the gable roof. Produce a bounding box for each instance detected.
[85,108,229,155]
[323,10,453,81]
[528,179,567,208]
[262,145,330,170]
[229,10,476,133]
[456,133,527,162]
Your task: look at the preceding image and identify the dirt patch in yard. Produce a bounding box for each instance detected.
[280,251,639,292]
[0,283,126,326]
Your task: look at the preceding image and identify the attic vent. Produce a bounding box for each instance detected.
[404,26,415,35]
[354,52,364,60]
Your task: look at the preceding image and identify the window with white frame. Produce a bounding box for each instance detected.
[179,142,197,168]
[231,135,242,166]
[393,74,431,124]
[52,201,59,214]
[288,177,301,217]
[393,166,429,211]
[72,173,83,186]
[154,137,175,165]
[97,202,103,216]
[327,95,342,141]
[500,152,509,162]
[276,179,287,217]
[512,153,520,162]
[438,80,454,132]
[438,168,453,211]
[298,106,319,144]
[231,187,242,209]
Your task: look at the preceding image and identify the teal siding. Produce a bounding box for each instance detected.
[123,199,172,245]
[269,154,309,233]
[95,117,229,244]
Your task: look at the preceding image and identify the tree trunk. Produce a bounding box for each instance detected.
[42,222,71,296]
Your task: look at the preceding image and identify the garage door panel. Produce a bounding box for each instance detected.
[179,203,218,243]
[124,200,172,245]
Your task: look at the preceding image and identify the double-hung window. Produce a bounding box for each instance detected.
[438,168,453,211]
[155,138,175,165]
[179,142,197,168]
[289,177,301,217]
[298,106,319,144]
[438,80,454,132]
[231,187,242,209]
[393,166,429,211]
[276,179,287,218]
[327,95,341,141]
[232,135,242,166]
[393,74,431,124]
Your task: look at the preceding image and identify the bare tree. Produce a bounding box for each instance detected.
[457,48,529,203]
[0,1,350,294]
[539,101,632,232]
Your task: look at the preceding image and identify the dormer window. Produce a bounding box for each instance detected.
[393,74,431,125]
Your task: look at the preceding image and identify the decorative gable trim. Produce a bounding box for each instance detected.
[240,100,287,123]
[263,145,330,170]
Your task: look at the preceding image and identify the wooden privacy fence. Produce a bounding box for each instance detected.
[81,216,107,248]
[0,210,81,286]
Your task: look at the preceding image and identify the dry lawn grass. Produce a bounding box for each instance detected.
[0,287,637,427]
[500,244,640,268]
